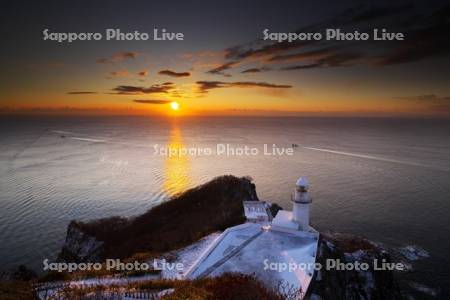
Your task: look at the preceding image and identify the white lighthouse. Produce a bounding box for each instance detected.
[271,176,313,233]
[292,177,312,231]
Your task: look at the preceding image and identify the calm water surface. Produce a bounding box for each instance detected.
[0,116,449,297]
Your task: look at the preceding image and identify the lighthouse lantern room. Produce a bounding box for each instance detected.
[271,176,312,232]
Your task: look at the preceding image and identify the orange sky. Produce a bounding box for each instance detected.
[1,2,449,117]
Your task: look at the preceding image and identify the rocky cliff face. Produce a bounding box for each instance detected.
[58,221,104,263]
[307,232,403,300]
[59,175,258,262]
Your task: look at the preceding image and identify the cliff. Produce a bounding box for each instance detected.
[57,175,402,299]
[59,175,258,262]
[58,222,104,262]
[307,232,403,300]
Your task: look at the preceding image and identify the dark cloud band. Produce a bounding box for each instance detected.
[133,99,171,104]
[158,70,190,77]
[196,80,292,93]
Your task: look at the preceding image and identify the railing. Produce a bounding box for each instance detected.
[34,283,173,300]
[123,289,173,299]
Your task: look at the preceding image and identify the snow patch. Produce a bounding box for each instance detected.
[157,232,221,279]
[398,245,429,261]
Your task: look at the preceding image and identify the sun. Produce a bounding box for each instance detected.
[170,101,180,110]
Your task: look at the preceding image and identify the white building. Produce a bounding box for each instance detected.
[271,176,313,233]
[243,200,272,222]
[186,177,319,298]
[35,177,319,300]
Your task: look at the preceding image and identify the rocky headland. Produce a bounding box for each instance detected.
[54,175,405,299]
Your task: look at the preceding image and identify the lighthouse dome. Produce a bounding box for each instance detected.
[296,177,309,190]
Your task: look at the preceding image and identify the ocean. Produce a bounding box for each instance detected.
[0,115,449,297]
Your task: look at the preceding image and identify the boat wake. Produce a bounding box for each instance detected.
[70,137,106,143]
[302,146,448,171]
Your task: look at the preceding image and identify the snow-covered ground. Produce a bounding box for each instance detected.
[35,274,158,299]
[35,232,222,299]
[157,232,222,279]
[186,223,319,295]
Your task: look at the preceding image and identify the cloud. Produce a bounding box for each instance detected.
[252,41,364,72]
[281,52,363,70]
[138,70,148,76]
[225,41,307,61]
[241,67,272,74]
[268,46,337,63]
[67,91,98,94]
[241,68,262,73]
[207,61,239,76]
[112,82,175,95]
[295,4,414,32]
[110,70,129,77]
[253,4,412,62]
[196,81,225,91]
[231,82,292,88]
[395,94,450,102]
[281,63,323,71]
[158,69,191,77]
[395,94,450,113]
[96,51,139,64]
[374,6,450,66]
[133,99,171,104]
[196,80,292,93]
[96,58,112,64]
[216,4,450,74]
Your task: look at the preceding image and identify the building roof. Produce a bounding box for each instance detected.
[272,210,301,231]
[186,222,319,295]
[296,177,309,189]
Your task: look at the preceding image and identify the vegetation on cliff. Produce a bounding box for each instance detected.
[0,265,37,300]
[51,274,295,300]
[60,175,258,261]
[307,232,403,300]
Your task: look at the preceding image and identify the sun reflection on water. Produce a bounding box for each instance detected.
[163,122,190,195]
